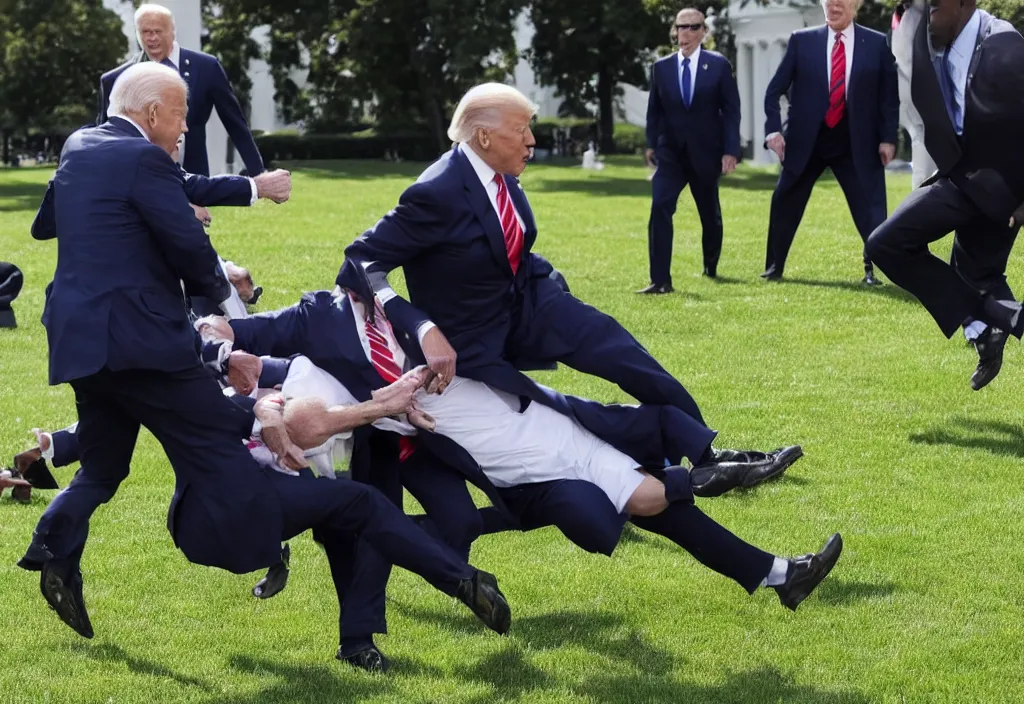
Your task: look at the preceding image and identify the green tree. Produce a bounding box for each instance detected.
[528,0,669,153]
[0,0,126,163]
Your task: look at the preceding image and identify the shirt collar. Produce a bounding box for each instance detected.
[678,45,701,65]
[146,41,180,69]
[461,143,498,188]
[828,23,855,42]
[949,10,981,61]
[108,114,150,142]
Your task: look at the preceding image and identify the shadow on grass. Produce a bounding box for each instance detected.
[580,666,870,703]
[816,579,898,606]
[72,641,213,691]
[908,417,1024,458]
[779,277,920,305]
[0,180,46,213]
[211,655,393,704]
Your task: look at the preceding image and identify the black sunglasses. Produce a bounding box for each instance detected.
[676,23,704,31]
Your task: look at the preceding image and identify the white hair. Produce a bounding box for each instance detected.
[447,83,538,144]
[135,3,175,48]
[108,63,187,117]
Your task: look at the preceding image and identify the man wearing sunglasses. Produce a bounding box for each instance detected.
[640,8,741,293]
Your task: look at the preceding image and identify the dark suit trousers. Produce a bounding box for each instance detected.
[648,146,724,284]
[490,479,772,593]
[511,274,707,426]
[269,469,473,603]
[866,178,1021,337]
[765,121,885,275]
[51,425,80,468]
[34,365,273,572]
[332,441,484,640]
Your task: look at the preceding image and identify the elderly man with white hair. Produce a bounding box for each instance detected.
[20,64,517,651]
[97,3,264,177]
[339,82,804,574]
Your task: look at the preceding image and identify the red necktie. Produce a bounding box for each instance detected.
[825,33,846,128]
[494,173,524,274]
[364,299,416,461]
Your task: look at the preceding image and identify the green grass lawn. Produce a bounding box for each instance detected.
[2,156,1023,703]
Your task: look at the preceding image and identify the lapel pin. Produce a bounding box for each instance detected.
[703,63,708,70]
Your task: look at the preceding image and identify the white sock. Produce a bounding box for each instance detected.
[964,320,988,342]
[760,557,790,588]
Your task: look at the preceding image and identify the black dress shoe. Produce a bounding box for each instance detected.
[760,269,782,281]
[17,532,54,572]
[636,282,674,294]
[252,543,290,599]
[862,267,881,286]
[337,645,389,673]
[40,563,93,638]
[971,326,1007,391]
[739,445,803,489]
[456,570,510,635]
[690,446,802,497]
[774,533,843,611]
[702,267,717,279]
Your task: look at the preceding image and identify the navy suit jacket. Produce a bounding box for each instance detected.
[98,48,264,177]
[32,164,252,241]
[40,117,231,385]
[225,291,714,523]
[645,49,741,173]
[765,24,898,190]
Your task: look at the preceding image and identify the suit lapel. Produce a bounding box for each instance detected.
[848,25,869,95]
[815,26,830,93]
[662,57,684,105]
[455,147,516,276]
[690,53,716,106]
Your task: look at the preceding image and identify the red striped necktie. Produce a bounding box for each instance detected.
[494,173,524,274]
[825,33,846,128]
[364,299,416,461]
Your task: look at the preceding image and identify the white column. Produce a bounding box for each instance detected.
[752,41,768,164]
[247,25,276,133]
[737,42,753,150]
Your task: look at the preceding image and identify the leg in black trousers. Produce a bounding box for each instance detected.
[764,158,828,277]
[512,273,707,425]
[865,179,997,337]
[831,157,887,272]
[683,160,724,276]
[647,147,689,287]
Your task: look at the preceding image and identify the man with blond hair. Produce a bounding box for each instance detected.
[340,82,801,562]
[98,3,264,176]
[761,0,899,284]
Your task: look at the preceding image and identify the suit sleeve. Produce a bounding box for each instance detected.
[130,147,233,304]
[645,63,661,149]
[209,58,265,175]
[31,181,56,240]
[183,171,254,207]
[765,34,798,137]
[719,59,742,158]
[879,37,900,145]
[229,292,328,358]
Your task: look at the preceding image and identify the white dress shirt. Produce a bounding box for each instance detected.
[461,143,525,231]
[936,9,980,135]
[677,46,702,100]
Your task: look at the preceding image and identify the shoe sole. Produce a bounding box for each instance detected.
[741,446,803,488]
[40,569,94,638]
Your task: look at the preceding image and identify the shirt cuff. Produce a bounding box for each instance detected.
[376,286,398,304]
[40,433,55,462]
[417,321,437,344]
[247,177,258,205]
[220,295,248,320]
[766,132,781,141]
